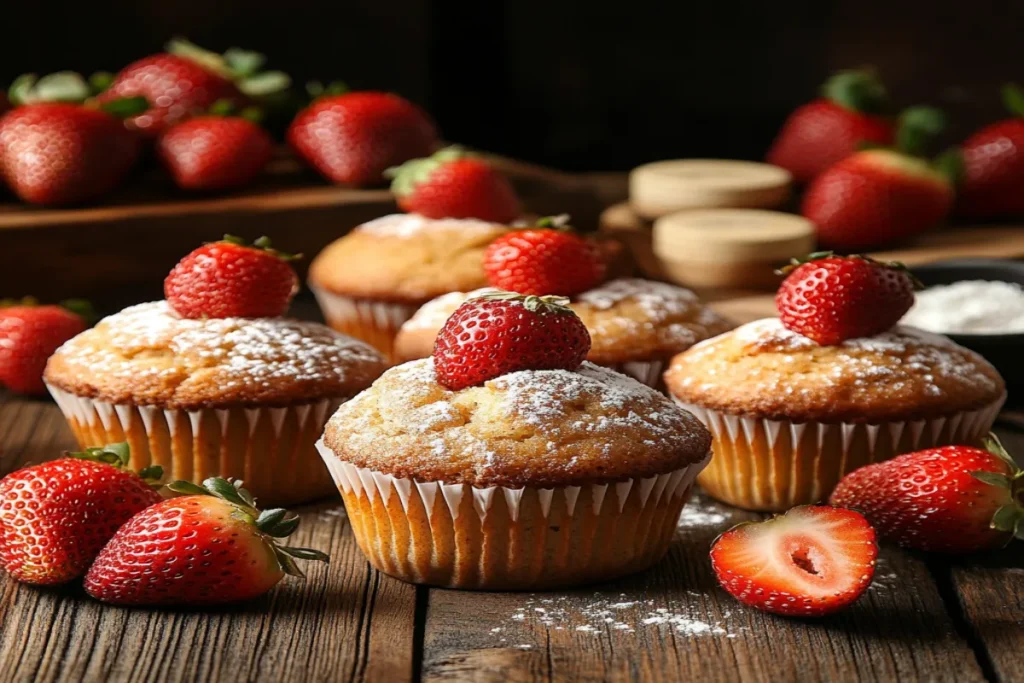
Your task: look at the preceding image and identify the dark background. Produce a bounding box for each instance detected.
[2,0,1021,171]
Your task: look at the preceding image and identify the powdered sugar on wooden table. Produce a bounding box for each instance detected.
[355,213,505,238]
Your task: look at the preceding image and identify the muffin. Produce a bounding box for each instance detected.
[316,359,711,589]
[393,278,734,388]
[308,214,510,359]
[664,319,1006,511]
[44,302,387,506]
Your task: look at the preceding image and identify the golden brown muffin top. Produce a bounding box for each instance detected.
[322,359,711,488]
[307,214,509,302]
[391,279,734,364]
[572,279,735,363]
[44,302,387,409]
[664,318,1005,423]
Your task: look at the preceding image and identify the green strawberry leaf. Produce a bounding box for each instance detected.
[203,477,253,509]
[821,69,887,114]
[138,465,164,484]
[934,147,964,188]
[33,71,91,103]
[238,71,291,97]
[223,48,266,78]
[8,73,37,106]
[88,71,115,96]
[68,442,131,467]
[971,470,1012,489]
[896,106,946,158]
[991,504,1021,533]
[275,549,306,578]
[99,95,150,119]
[265,516,300,538]
[256,508,288,532]
[60,299,96,325]
[279,546,330,562]
[166,480,208,496]
[1002,83,1024,118]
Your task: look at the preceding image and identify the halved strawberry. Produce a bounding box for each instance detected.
[710,505,877,618]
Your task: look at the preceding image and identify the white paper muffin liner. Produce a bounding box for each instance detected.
[316,439,710,589]
[310,285,420,361]
[47,384,344,506]
[674,395,1006,511]
[604,359,667,390]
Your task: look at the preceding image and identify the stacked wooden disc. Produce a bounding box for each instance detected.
[602,159,814,291]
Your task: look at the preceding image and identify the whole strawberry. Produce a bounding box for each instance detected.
[0,443,162,585]
[288,89,438,187]
[157,114,273,191]
[766,70,894,184]
[0,72,148,206]
[387,146,521,223]
[711,505,877,618]
[164,236,299,319]
[85,477,327,605]
[433,291,591,390]
[802,107,954,250]
[0,298,89,395]
[483,218,606,296]
[958,84,1024,219]
[775,253,918,345]
[830,437,1023,553]
[98,39,289,136]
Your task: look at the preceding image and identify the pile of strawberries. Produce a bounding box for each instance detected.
[0,442,327,605]
[767,69,1024,250]
[0,38,454,206]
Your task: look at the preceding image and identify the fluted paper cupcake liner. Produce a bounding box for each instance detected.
[47,385,343,506]
[604,359,666,391]
[311,285,420,362]
[675,396,1006,511]
[316,439,710,590]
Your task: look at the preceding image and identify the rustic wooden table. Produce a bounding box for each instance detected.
[1,390,1021,683]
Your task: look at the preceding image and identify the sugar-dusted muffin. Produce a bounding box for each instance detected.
[393,279,734,388]
[45,302,387,506]
[308,214,510,359]
[317,359,711,589]
[664,318,1006,511]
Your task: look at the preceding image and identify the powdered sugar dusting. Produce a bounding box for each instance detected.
[355,213,505,238]
[577,278,699,314]
[51,301,383,396]
[679,318,999,400]
[495,594,743,640]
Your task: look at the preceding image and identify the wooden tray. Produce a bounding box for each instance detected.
[0,151,608,306]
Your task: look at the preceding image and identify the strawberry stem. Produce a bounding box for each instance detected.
[821,69,887,114]
[895,106,946,158]
[472,290,574,314]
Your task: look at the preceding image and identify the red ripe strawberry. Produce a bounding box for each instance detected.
[803,150,954,250]
[288,90,438,187]
[164,236,300,319]
[157,115,273,191]
[0,101,144,206]
[0,299,89,395]
[483,219,607,296]
[801,106,954,250]
[958,84,1024,218]
[0,443,162,585]
[775,253,918,345]
[387,146,521,223]
[84,477,327,606]
[710,505,878,618]
[830,437,1023,553]
[433,291,591,390]
[767,70,894,183]
[98,39,288,136]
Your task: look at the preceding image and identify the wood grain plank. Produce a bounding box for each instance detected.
[945,427,1024,683]
[422,491,985,683]
[0,397,418,683]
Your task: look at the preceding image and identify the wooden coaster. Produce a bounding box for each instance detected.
[653,209,815,289]
[629,159,792,219]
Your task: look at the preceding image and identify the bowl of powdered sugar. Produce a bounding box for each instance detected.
[905,259,1024,399]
